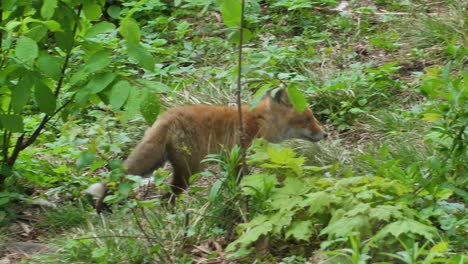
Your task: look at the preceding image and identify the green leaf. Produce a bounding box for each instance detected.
[422,112,443,121]
[126,42,155,71]
[209,179,223,202]
[86,72,117,94]
[119,18,140,44]
[109,80,132,110]
[299,191,333,215]
[43,20,62,32]
[41,0,58,19]
[107,5,121,19]
[269,211,294,233]
[369,205,403,222]
[320,215,369,238]
[34,82,57,115]
[249,83,272,110]
[37,54,63,80]
[375,219,438,241]
[11,77,32,113]
[85,21,116,38]
[140,90,160,124]
[24,24,48,41]
[84,49,112,73]
[83,2,102,21]
[430,242,448,253]
[227,217,273,252]
[287,84,307,112]
[0,115,24,133]
[0,197,10,206]
[285,220,313,241]
[219,0,241,27]
[16,36,38,66]
[76,151,95,172]
[2,0,17,11]
[122,88,142,122]
[345,203,371,217]
[227,28,252,44]
[240,173,277,196]
[55,28,74,52]
[117,182,134,199]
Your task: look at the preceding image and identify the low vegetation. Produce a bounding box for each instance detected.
[0,0,466,263]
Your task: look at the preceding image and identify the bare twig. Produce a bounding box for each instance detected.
[236,0,248,180]
[131,207,171,263]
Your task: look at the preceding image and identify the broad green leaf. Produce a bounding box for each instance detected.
[122,88,142,122]
[2,0,17,11]
[55,28,74,52]
[430,242,448,253]
[86,72,117,94]
[422,112,443,121]
[0,197,10,206]
[117,182,134,198]
[83,2,102,21]
[85,21,116,38]
[345,203,371,217]
[227,28,252,44]
[320,215,369,238]
[287,84,307,112]
[16,36,38,66]
[43,20,62,32]
[126,42,155,71]
[140,90,160,124]
[109,80,131,110]
[0,115,24,133]
[6,21,21,31]
[375,219,438,241]
[41,0,58,19]
[76,151,95,172]
[240,173,277,196]
[227,219,273,252]
[70,50,112,84]
[11,77,32,113]
[74,72,116,104]
[299,191,333,215]
[269,211,294,233]
[249,83,271,110]
[152,81,172,92]
[84,49,112,73]
[369,205,403,222]
[285,220,313,241]
[69,68,89,85]
[119,18,140,44]
[107,5,120,19]
[34,82,57,115]
[219,0,241,27]
[24,25,48,41]
[37,54,63,80]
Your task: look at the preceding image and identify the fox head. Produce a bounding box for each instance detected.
[259,89,327,143]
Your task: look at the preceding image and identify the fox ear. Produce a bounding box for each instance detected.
[270,89,292,107]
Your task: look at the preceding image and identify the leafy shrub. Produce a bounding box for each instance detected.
[419,63,467,198]
[226,139,457,261]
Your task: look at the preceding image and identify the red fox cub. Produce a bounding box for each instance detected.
[123,89,327,197]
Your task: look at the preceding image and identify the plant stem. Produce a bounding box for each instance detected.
[236,0,247,179]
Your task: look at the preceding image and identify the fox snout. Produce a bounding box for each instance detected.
[308,131,328,142]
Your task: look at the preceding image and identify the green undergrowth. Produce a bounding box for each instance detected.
[1,0,466,263]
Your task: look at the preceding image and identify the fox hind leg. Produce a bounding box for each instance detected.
[165,151,201,202]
